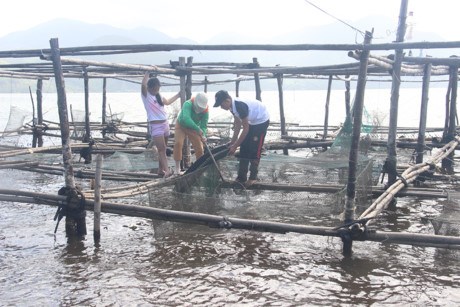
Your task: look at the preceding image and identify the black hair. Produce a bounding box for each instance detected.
[147,77,163,106]
[214,90,231,107]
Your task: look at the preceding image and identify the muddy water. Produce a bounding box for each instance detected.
[1,89,460,305]
[1,166,459,306]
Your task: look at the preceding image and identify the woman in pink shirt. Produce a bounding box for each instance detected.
[141,72,180,177]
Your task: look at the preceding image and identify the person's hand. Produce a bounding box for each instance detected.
[228,144,237,155]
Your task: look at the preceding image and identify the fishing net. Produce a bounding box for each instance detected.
[0,106,32,147]
[102,150,160,172]
[70,109,87,139]
[428,191,460,236]
[1,106,30,136]
[144,103,381,224]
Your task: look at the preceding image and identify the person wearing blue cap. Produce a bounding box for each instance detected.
[214,90,270,187]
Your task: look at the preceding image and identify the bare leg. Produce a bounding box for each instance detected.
[153,135,169,175]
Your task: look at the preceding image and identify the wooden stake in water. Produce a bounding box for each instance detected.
[94,154,103,243]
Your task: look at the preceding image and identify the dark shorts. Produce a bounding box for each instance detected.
[239,120,269,160]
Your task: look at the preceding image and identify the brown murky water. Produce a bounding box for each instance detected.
[1,162,459,306]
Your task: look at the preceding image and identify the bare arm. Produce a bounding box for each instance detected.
[233,117,249,149]
[231,116,242,145]
[162,92,181,106]
[141,72,149,97]
[228,116,248,155]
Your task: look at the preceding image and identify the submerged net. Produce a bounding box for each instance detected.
[147,151,377,226]
[429,191,460,236]
[144,103,381,224]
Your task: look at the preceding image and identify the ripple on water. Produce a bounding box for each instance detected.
[1,168,460,305]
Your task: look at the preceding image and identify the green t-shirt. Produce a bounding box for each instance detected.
[177,100,209,136]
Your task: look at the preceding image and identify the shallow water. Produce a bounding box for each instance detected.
[1,89,460,305]
[1,165,460,306]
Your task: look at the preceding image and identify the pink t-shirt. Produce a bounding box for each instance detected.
[141,92,167,121]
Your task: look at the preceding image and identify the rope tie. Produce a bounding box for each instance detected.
[54,186,86,233]
[333,217,372,231]
[218,217,233,229]
[380,160,399,184]
[80,139,95,164]
[398,175,409,188]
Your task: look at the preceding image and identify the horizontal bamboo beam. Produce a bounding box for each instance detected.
[0,189,458,249]
[1,41,460,58]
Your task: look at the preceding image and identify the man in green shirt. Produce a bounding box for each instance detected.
[173,93,209,174]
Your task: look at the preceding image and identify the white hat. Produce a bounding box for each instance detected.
[193,93,208,113]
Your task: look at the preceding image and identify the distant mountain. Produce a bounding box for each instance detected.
[0,18,196,50]
[0,17,457,93]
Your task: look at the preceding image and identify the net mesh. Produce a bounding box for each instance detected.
[150,104,379,223]
[429,191,460,236]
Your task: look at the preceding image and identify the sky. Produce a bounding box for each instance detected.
[0,0,458,42]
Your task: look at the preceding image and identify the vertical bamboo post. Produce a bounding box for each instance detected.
[83,67,91,142]
[415,63,432,165]
[178,57,189,169]
[345,76,351,119]
[204,76,208,93]
[253,58,261,101]
[94,154,103,243]
[181,57,193,168]
[442,65,458,173]
[343,30,373,257]
[185,57,193,100]
[102,77,107,125]
[386,0,408,186]
[443,81,452,140]
[236,74,240,97]
[36,79,43,147]
[322,75,333,141]
[50,38,75,189]
[276,73,288,155]
[50,38,85,238]
[179,56,186,104]
[29,86,37,147]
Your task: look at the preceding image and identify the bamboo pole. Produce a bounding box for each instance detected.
[36,79,43,147]
[102,78,107,125]
[0,41,458,59]
[442,65,458,173]
[50,38,75,189]
[50,38,86,238]
[83,67,91,142]
[344,76,351,118]
[180,57,191,169]
[94,154,103,243]
[276,73,288,155]
[0,143,89,158]
[204,76,208,93]
[29,85,38,148]
[360,136,460,221]
[443,77,452,141]
[253,58,261,101]
[235,74,240,96]
[322,75,333,141]
[343,30,373,257]
[415,63,431,166]
[386,0,408,186]
[0,189,459,249]
[41,56,176,74]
